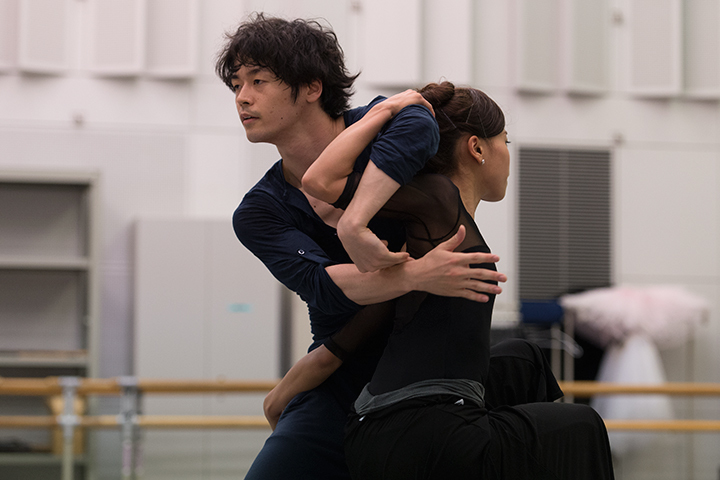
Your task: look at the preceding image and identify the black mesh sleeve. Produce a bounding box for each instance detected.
[379,174,483,258]
[323,301,396,360]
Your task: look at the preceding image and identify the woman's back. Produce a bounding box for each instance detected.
[367,174,497,394]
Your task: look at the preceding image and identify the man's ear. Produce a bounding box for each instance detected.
[305,79,323,103]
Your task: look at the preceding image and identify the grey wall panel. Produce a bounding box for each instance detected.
[145,0,198,78]
[0,0,19,70]
[18,0,70,73]
[516,0,561,92]
[88,0,145,76]
[423,0,472,85]
[135,219,206,379]
[206,220,280,384]
[684,0,720,98]
[361,0,421,86]
[134,218,280,479]
[626,0,682,96]
[566,0,610,94]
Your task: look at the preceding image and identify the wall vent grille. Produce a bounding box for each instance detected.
[518,147,612,299]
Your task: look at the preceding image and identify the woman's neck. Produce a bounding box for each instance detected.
[449,171,482,217]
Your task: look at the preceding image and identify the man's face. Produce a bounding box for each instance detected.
[230,65,302,144]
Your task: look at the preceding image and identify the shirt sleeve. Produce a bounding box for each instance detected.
[369,103,440,186]
[233,191,360,316]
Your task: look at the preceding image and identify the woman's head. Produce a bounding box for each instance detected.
[419,82,509,201]
[419,82,505,176]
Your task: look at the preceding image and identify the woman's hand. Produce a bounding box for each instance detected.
[337,214,410,273]
[261,345,343,431]
[379,89,434,119]
[263,388,283,431]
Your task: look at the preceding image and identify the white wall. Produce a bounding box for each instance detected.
[1,0,719,478]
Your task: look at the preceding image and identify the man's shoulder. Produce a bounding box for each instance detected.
[234,161,288,219]
[344,96,386,127]
[240,160,284,200]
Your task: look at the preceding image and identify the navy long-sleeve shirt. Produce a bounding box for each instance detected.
[233,96,439,399]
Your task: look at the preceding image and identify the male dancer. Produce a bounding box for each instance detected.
[216,14,506,479]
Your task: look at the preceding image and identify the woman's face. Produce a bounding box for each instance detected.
[480,130,510,202]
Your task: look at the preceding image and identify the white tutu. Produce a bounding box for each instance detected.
[591,334,674,456]
[560,285,707,349]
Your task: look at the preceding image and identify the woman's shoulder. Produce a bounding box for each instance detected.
[404,173,461,208]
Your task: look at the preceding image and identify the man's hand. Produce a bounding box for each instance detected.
[405,225,507,302]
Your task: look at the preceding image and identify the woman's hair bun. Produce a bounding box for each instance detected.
[418,81,455,110]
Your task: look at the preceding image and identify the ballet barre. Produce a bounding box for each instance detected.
[0,414,271,429]
[558,381,720,397]
[0,376,279,395]
[0,376,280,480]
[558,381,720,432]
[3,378,720,480]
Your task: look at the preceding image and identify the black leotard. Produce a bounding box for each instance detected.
[331,172,615,480]
[325,173,496,394]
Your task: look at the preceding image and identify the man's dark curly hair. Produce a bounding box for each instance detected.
[216,13,358,119]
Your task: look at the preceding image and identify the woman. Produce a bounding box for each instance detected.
[266,82,615,479]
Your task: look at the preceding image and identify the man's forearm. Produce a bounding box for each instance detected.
[325,262,413,305]
[327,226,507,305]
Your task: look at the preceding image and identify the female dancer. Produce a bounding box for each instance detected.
[266,82,615,479]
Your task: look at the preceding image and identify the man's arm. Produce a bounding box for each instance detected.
[328,225,506,305]
[234,194,363,316]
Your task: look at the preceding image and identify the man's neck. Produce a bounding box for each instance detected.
[279,113,346,189]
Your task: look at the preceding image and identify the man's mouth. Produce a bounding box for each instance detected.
[240,113,258,124]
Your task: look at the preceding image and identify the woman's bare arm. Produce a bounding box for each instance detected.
[302,90,433,204]
[263,345,342,430]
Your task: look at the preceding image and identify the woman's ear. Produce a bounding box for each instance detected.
[467,135,484,164]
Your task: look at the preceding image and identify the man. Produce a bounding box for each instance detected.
[216,13,505,479]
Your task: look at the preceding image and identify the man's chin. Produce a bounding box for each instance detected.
[244,133,265,144]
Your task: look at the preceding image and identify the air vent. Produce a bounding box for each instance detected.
[518,147,611,299]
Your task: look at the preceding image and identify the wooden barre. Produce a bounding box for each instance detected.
[0,377,280,396]
[2,415,720,432]
[0,415,270,429]
[558,381,720,397]
[603,420,720,432]
[4,378,719,397]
